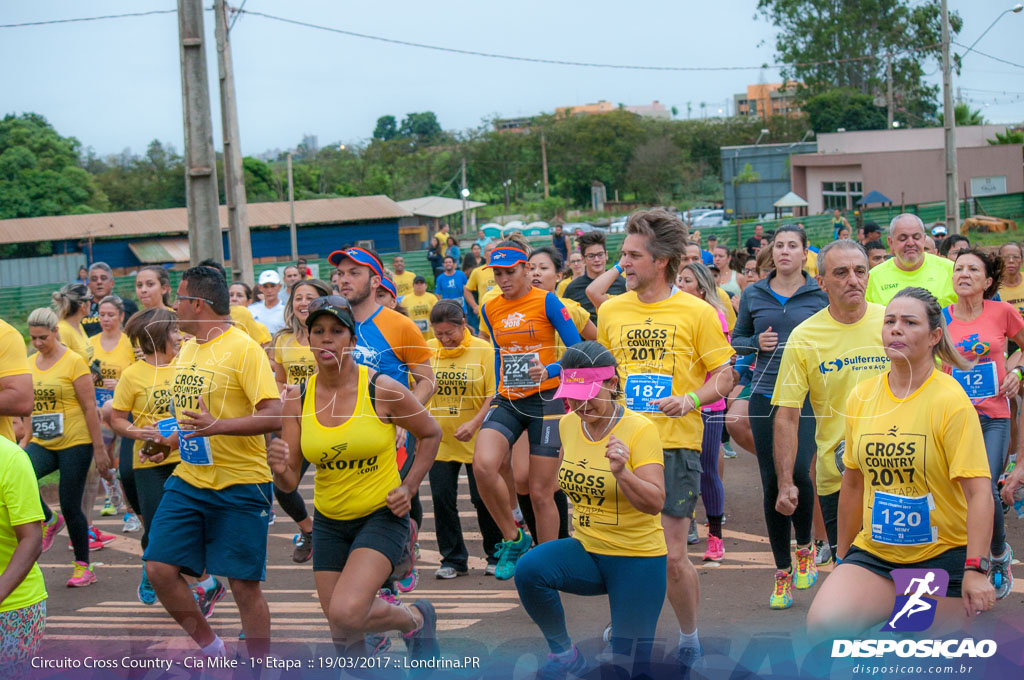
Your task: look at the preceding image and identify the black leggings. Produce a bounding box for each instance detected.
[118,437,140,516]
[27,442,93,563]
[748,394,816,570]
[135,463,177,550]
[818,491,839,559]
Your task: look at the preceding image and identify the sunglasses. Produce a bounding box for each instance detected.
[307,295,356,325]
[176,295,214,305]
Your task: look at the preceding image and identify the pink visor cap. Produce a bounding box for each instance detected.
[553,366,617,400]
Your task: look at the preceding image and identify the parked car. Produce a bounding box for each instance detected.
[692,210,729,228]
[565,222,606,235]
[681,208,715,224]
[609,216,628,233]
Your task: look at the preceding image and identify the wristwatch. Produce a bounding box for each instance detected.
[964,557,990,575]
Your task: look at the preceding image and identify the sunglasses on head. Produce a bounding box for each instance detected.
[307,296,355,325]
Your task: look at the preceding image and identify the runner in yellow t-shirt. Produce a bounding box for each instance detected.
[0,318,31,443]
[53,283,94,362]
[426,301,499,577]
[391,256,417,298]
[998,242,1024,319]
[806,288,995,640]
[406,277,439,339]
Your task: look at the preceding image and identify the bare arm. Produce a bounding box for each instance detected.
[180,397,283,438]
[584,267,622,311]
[580,320,597,342]
[375,374,442,516]
[836,468,864,560]
[268,385,304,493]
[463,287,479,315]
[959,476,996,616]
[409,361,438,406]
[614,462,665,515]
[773,405,801,515]
[454,395,495,442]
[0,374,32,418]
[72,374,110,473]
[0,522,42,605]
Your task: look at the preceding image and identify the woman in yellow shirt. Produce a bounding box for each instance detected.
[515,341,666,678]
[556,251,584,297]
[135,266,174,311]
[52,283,93,362]
[110,307,182,606]
[426,301,500,577]
[267,295,442,659]
[21,308,111,588]
[269,278,330,563]
[806,288,996,640]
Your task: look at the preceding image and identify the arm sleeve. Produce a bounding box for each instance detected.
[0,328,29,379]
[68,353,90,382]
[731,288,758,356]
[544,292,583,378]
[694,305,735,373]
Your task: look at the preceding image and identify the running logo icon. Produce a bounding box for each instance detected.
[881,569,949,632]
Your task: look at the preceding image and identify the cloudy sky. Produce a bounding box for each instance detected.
[2,1,1019,157]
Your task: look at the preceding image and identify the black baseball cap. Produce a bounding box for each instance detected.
[305,295,356,332]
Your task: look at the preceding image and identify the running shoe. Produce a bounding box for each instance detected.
[137,567,157,605]
[378,587,402,606]
[770,569,794,609]
[722,443,737,459]
[794,546,818,589]
[267,510,276,526]
[366,633,392,655]
[687,520,700,545]
[991,543,1014,600]
[435,566,465,579]
[67,561,97,587]
[122,513,141,533]
[396,568,419,593]
[673,643,703,679]
[194,579,227,619]
[402,600,439,661]
[69,537,105,552]
[414,541,421,560]
[537,646,586,680]
[292,531,313,563]
[814,540,832,566]
[90,526,117,546]
[484,563,497,576]
[42,513,66,553]
[703,535,724,562]
[101,497,116,516]
[494,528,532,580]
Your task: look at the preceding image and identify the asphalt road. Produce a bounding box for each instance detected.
[36,447,1024,679]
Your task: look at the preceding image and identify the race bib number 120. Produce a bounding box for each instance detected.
[871,490,937,545]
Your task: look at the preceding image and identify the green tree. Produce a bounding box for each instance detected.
[0,113,108,218]
[989,129,1024,145]
[937,103,986,126]
[242,156,278,201]
[626,136,689,202]
[757,0,962,121]
[803,89,888,132]
[373,115,398,141]
[731,162,762,185]
[398,112,443,142]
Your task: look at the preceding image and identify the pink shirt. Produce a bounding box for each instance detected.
[944,300,1024,419]
[702,310,730,412]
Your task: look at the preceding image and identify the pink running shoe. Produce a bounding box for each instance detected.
[69,537,105,552]
[42,514,66,553]
[67,561,97,587]
[89,526,117,545]
[703,535,725,562]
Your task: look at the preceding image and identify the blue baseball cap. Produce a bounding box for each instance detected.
[328,247,384,279]
[485,247,529,268]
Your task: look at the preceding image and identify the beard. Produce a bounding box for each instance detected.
[345,280,373,307]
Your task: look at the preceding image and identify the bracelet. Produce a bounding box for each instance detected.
[1014,367,1023,380]
[686,391,701,409]
[614,263,623,274]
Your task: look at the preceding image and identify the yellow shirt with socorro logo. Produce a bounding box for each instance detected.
[427,336,495,464]
[406,292,439,339]
[865,254,956,307]
[393,270,417,298]
[88,333,136,382]
[558,409,666,556]
[111,361,181,469]
[772,304,889,495]
[171,326,280,490]
[58,319,93,362]
[597,291,734,450]
[30,350,91,450]
[843,369,989,563]
[0,321,29,443]
[300,368,400,520]
[273,332,317,386]
[0,436,47,613]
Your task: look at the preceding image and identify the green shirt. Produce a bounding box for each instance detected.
[865,253,956,307]
[0,436,47,613]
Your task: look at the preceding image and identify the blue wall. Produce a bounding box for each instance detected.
[84,221,401,269]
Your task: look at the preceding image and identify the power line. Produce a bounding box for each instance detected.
[953,41,1024,69]
[238,8,935,72]
[0,9,176,29]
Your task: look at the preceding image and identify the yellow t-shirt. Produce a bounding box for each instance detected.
[30,349,91,450]
[434,231,450,256]
[597,291,735,450]
[843,370,989,563]
[230,306,272,345]
[716,287,737,332]
[773,304,889,495]
[804,250,819,277]
[0,321,29,443]
[58,319,93,363]
[0,436,46,613]
[476,287,506,342]
[406,292,439,339]
[466,266,497,302]
[427,336,496,464]
[272,332,317,386]
[171,326,280,490]
[111,361,181,469]
[998,278,1024,319]
[556,277,573,297]
[393,271,417,299]
[558,409,666,557]
[88,333,135,383]
[865,254,956,307]
[556,296,591,359]
[300,368,400,520]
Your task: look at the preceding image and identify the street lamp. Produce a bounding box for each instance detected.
[460,188,470,198]
[962,4,1023,59]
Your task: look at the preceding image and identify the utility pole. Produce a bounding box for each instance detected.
[460,157,468,233]
[287,153,298,260]
[178,0,223,265]
[886,53,894,129]
[540,129,549,199]
[941,0,959,232]
[214,0,253,284]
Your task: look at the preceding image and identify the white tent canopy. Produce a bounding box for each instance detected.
[773,191,809,208]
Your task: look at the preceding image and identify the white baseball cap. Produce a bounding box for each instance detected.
[258,270,282,285]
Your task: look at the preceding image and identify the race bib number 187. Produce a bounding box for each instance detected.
[624,373,673,412]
